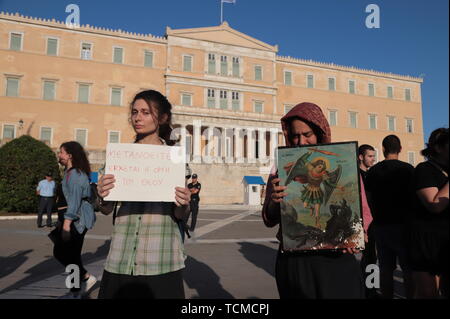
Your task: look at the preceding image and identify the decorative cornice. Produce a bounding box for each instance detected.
[277,56,423,83]
[0,11,167,43]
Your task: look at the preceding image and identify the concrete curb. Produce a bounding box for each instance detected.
[0,213,59,221]
[0,205,262,220]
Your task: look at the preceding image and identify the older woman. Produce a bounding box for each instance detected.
[262,102,371,299]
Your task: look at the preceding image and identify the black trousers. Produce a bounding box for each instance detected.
[275,248,365,299]
[188,198,199,231]
[98,269,185,299]
[37,196,54,226]
[360,224,378,298]
[53,223,88,291]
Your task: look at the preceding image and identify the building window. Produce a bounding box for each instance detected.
[220,90,228,109]
[328,78,335,91]
[284,71,293,86]
[75,129,87,147]
[368,83,375,97]
[349,80,356,94]
[113,47,123,64]
[406,119,414,133]
[208,54,216,74]
[405,88,411,101]
[254,101,263,113]
[232,57,240,77]
[81,42,92,60]
[220,56,228,76]
[408,152,415,166]
[181,93,192,106]
[111,87,122,106]
[232,91,240,111]
[349,111,357,128]
[2,125,16,139]
[144,50,153,67]
[387,86,394,99]
[109,131,120,143]
[78,84,90,103]
[47,38,58,56]
[40,127,52,144]
[307,74,314,88]
[43,81,56,101]
[254,65,262,81]
[285,105,294,115]
[10,33,22,51]
[387,116,396,131]
[183,55,193,72]
[369,114,377,130]
[207,89,216,108]
[6,77,19,97]
[329,110,337,126]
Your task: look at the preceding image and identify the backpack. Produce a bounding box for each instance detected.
[82,182,101,212]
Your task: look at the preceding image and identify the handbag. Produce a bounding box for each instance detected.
[48,227,61,245]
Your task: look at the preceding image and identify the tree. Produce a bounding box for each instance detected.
[0,135,60,213]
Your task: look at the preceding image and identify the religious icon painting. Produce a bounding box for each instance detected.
[277,141,365,251]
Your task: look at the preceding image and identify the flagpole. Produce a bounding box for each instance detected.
[220,0,223,24]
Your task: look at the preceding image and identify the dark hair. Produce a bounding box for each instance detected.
[60,141,91,176]
[286,116,324,145]
[421,127,449,159]
[358,144,375,157]
[129,90,176,146]
[382,135,401,155]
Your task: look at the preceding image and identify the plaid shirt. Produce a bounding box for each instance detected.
[104,201,185,276]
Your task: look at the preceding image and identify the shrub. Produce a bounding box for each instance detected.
[0,135,60,213]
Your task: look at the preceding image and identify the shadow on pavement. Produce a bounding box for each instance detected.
[0,249,33,279]
[0,240,110,295]
[238,242,277,277]
[184,255,234,299]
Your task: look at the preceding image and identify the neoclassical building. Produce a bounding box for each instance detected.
[0,12,424,204]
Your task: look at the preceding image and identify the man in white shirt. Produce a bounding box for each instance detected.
[36,172,56,227]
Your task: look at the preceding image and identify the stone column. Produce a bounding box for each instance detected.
[234,127,243,164]
[247,127,255,164]
[193,119,202,163]
[270,128,279,166]
[258,127,268,165]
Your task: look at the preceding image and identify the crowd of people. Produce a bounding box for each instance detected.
[40,90,448,299]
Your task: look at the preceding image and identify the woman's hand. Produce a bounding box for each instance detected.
[175,187,191,207]
[270,178,288,203]
[97,174,116,198]
[343,247,360,254]
[62,219,71,242]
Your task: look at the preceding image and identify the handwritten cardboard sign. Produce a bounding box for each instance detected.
[104,143,185,202]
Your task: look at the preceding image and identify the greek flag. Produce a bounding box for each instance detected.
[222,0,236,3]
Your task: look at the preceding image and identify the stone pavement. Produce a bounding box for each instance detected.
[0,207,407,299]
[0,208,281,299]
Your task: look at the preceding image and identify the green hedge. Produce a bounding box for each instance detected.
[0,135,61,213]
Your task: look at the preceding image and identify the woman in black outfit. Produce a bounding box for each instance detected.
[407,127,449,298]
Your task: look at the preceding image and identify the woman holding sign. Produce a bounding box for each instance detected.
[96,90,191,299]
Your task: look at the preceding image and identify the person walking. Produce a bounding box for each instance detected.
[54,141,97,298]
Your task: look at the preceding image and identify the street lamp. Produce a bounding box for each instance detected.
[18,119,24,130]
